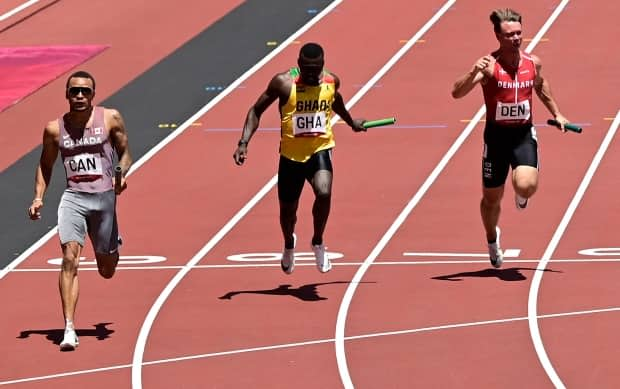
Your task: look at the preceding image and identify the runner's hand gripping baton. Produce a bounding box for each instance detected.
[547,119,582,133]
[362,117,396,129]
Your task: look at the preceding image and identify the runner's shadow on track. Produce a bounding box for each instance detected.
[431,267,562,282]
[17,322,115,345]
[219,281,372,302]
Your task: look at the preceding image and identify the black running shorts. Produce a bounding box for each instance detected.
[482,123,538,188]
[278,148,333,202]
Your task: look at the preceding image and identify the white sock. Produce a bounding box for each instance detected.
[65,319,74,330]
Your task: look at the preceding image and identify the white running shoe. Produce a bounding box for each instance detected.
[111,235,123,254]
[515,194,528,210]
[312,243,331,273]
[281,234,296,274]
[488,226,504,268]
[59,328,79,351]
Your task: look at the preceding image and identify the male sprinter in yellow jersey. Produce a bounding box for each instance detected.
[233,42,366,274]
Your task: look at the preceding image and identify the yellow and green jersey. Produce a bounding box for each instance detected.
[279,67,336,162]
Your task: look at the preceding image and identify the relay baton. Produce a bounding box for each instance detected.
[547,119,582,134]
[114,165,122,189]
[362,117,396,129]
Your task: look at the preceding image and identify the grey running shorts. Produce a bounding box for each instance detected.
[58,189,119,254]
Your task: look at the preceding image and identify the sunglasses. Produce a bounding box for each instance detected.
[68,87,93,96]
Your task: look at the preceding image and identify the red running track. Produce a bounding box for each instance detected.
[1,0,619,388]
[0,0,243,170]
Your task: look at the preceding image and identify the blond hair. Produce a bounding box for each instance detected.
[490,8,522,33]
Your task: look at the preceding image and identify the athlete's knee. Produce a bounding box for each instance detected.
[482,186,503,206]
[95,253,118,279]
[312,180,332,199]
[314,186,331,200]
[481,197,501,211]
[514,178,538,197]
[98,266,115,279]
[513,167,538,195]
[61,243,81,274]
[515,184,537,198]
[312,170,332,197]
[280,198,299,212]
[99,270,115,279]
[60,257,79,275]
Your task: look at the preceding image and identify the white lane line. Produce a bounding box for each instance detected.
[528,108,620,389]
[334,1,457,387]
[132,1,468,386]
[0,228,57,279]
[130,176,277,388]
[129,1,351,387]
[335,1,572,387]
[10,257,620,272]
[4,305,619,387]
[0,0,40,21]
[404,249,521,257]
[0,0,335,281]
[348,306,620,341]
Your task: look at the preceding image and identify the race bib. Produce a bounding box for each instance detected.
[495,100,530,121]
[64,153,103,182]
[293,112,327,136]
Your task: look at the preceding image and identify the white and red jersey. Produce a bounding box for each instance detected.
[482,53,537,126]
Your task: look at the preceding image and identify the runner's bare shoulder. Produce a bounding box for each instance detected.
[44,119,60,139]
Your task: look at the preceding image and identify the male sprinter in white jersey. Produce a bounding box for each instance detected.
[233,43,366,274]
[451,8,570,268]
[28,70,132,351]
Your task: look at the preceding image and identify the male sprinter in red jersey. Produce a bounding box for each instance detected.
[451,8,570,268]
[233,43,366,274]
[28,70,133,350]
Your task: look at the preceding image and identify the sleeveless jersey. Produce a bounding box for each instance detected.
[482,53,537,126]
[58,106,115,192]
[279,67,336,162]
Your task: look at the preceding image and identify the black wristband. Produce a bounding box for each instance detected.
[238,139,248,147]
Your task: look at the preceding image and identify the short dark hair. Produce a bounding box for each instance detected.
[490,8,522,33]
[299,43,323,59]
[66,70,96,90]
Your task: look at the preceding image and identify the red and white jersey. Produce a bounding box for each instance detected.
[482,53,537,126]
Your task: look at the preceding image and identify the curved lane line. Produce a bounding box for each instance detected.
[0,0,340,281]
[333,1,457,387]
[6,305,620,387]
[334,1,571,387]
[528,109,620,389]
[129,2,348,387]
[133,1,465,387]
